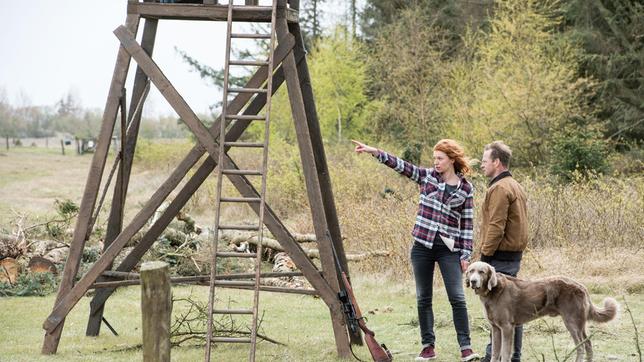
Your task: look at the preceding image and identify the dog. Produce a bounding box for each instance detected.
[465,261,618,362]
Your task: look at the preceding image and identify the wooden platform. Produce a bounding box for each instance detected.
[129,2,299,22]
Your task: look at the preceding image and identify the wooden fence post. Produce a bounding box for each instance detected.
[60,140,65,155]
[140,261,172,362]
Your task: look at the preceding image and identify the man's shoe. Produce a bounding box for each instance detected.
[461,348,480,361]
[415,346,437,361]
[480,356,491,362]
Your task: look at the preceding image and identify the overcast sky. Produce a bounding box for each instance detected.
[0,0,355,117]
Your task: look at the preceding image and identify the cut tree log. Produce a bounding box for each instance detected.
[0,257,19,284]
[228,235,390,261]
[28,256,58,274]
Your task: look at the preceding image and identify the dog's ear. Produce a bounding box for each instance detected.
[465,269,471,288]
[487,268,498,291]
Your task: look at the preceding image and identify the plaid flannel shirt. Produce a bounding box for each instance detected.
[376,150,474,260]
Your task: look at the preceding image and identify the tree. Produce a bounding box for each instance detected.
[561,0,644,145]
[269,28,370,143]
[365,7,454,151]
[56,92,81,118]
[0,88,15,141]
[440,0,601,167]
[350,0,357,38]
[360,0,491,43]
[301,0,327,48]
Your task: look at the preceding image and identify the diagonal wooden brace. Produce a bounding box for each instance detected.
[43,24,330,334]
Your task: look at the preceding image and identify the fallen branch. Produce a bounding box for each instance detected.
[229,235,390,261]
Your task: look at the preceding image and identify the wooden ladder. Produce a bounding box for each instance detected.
[204,0,278,361]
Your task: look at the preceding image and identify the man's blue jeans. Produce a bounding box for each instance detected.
[410,241,472,350]
[484,259,523,362]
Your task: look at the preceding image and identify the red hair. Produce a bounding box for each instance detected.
[433,139,471,175]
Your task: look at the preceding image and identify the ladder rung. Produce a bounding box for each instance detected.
[229,60,269,66]
[214,280,257,287]
[231,33,271,39]
[228,87,267,94]
[222,169,263,176]
[211,337,252,343]
[218,224,261,231]
[224,141,265,148]
[220,196,262,203]
[231,5,272,11]
[225,114,266,120]
[212,309,253,315]
[216,252,258,258]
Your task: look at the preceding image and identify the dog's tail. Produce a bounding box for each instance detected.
[588,297,618,323]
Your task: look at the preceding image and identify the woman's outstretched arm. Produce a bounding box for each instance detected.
[352,140,429,184]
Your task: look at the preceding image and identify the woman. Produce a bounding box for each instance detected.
[353,139,479,362]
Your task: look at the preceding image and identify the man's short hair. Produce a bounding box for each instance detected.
[484,141,512,167]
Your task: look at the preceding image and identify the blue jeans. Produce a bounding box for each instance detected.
[410,241,472,350]
[484,259,523,362]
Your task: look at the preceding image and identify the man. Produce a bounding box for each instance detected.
[479,141,528,362]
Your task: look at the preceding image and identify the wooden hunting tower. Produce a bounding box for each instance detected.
[40,0,357,360]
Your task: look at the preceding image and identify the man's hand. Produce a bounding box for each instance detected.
[351,140,378,156]
[460,259,469,273]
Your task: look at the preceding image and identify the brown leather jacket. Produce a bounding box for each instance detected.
[480,172,528,260]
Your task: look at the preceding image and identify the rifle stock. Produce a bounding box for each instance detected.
[341,272,393,362]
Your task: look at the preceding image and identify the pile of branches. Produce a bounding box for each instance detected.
[171,295,284,347]
[0,200,81,296]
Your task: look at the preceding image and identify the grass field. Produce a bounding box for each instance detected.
[0,146,642,361]
[1,278,642,362]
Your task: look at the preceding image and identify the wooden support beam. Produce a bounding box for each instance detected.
[275,16,351,358]
[290,22,361,347]
[41,12,141,356]
[128,2,298,23]
[101,271,304,282]
[91,272,308,289]
[290,23,349,281]
[86,16,159,337]
[94,279,317,296]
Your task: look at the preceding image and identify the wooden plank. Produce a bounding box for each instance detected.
[91,272,306,288]
[84,35,298,318]
[86,16,159,337]
[93,279,317,295]
[140,261,171,362]
[290,21,361,346]
[41,13,141,356]
[275,17,351,358]
[128,2,299,23]
[290,22,349,279]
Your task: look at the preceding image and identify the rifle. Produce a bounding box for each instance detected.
[338,270,393,362]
